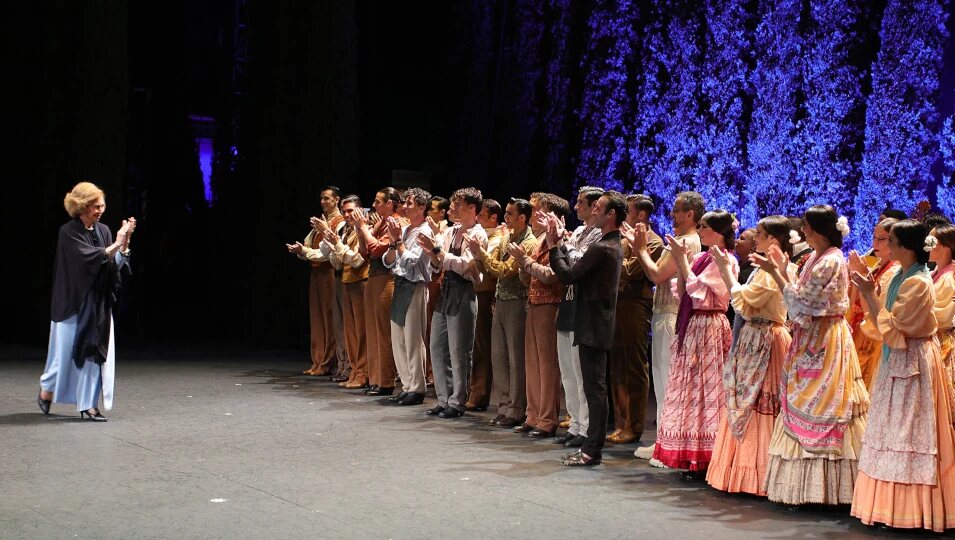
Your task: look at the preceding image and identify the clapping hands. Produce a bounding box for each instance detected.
[664,234,686,258]
[323,228,341,246]
[351,208,368,228]
[626,223,649,252]
[506,241,527,261]
[847,250,870,278]
[462,232,482,255]
[850,268,876,295]
[117,217,136,250]
[709,245,729,267]
[417,231,436,253]
[426,216,442,236]
[310,215,329,234]
[384,216,402,241]
[750,244,787,273]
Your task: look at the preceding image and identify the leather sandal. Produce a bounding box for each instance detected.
[561,450,601,467]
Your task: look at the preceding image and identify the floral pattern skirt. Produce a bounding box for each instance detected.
[851,339,955,532]
[653,312,731,471]
[764,317,868,505]
[707,321,790,495]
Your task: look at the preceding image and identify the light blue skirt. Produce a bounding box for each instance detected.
[39,315,116,412]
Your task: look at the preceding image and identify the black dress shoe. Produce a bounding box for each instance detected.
[367,386,394,396]
[389,391,409,403]
[398,392,425,406]
[37,393,51,415]
[529,427,555,438]
[496,416,520,428]
[565,434,587,448]
[554,432,577,445]
[488,414,506,426]
[513,422,535,433]
[425,405,446,416]
[362,385,380,395]
[331,374,349,383]
[465,404,488,412]
[680,470,704,481]
[79,409,108,422]
[438,407,464,419]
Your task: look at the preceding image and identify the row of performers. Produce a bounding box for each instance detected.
[286,186,955,532]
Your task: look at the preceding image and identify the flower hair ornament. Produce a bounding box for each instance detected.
[925,235,938,252]
[836,216,850,236]
[789,229,801,244]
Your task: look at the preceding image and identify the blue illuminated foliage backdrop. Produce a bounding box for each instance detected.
[788,0,866,217]
[640,1,706,229]
[747,0,802,223]
[485,0,951,247]
[854,0,952,246]
[937,115,955,219]
[694,0,751,226]
[574,0,639,193]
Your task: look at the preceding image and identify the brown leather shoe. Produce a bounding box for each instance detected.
[496,416,520,428]
[605,429,622,441]
[607,431,637,444]
[559,415,571,429]
[344,379,369,389]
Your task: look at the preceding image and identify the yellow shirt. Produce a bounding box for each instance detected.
[861,270,938,348]
[730,264,796,324]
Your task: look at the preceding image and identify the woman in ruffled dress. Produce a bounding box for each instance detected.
[759,205,868,505]
[706,216,795,495]
[651,210,738,473]
[929,224,955,399]
[849,219,955,532]
[846,218,900,391]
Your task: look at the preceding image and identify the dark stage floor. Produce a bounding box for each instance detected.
[0,345,933,539]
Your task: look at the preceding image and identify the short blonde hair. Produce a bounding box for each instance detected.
[64,181,105,218]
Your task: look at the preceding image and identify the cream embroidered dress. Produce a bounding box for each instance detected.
[764,247,869,505]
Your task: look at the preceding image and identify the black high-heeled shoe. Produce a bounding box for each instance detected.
[79,409,108,422]
[37,393,51,415]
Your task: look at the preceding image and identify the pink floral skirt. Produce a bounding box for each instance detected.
[653,311,731,471]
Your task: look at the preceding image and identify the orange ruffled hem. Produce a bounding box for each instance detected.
[850,355,955,532]
[851,472,955,532]
[706,409,775,496]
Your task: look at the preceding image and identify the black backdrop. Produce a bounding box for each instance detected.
[2,1,580,349]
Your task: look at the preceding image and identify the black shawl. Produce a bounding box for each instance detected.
[50,218,125,367]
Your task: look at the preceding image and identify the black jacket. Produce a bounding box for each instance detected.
[549,230,623,350]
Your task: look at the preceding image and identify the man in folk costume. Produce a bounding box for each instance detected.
[466,198,505,411]
[288,186,346,377]
[382,188,435,406]
[419,188,488,418]
[322,195,370,389]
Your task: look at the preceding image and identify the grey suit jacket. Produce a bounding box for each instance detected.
[549,230,623,350]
